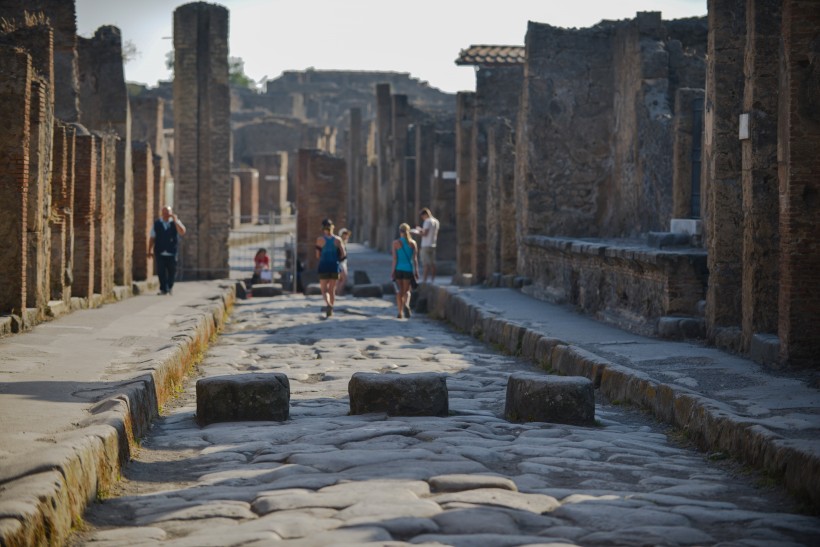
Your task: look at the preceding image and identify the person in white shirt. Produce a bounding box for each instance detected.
[415,207,440,283]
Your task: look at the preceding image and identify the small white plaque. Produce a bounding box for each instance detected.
[739,113,750,140]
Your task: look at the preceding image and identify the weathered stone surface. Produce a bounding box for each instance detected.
[348,372,448,417]
[251,284,283,297]
[304,283,321,296]
[196,373,290,425]
[351,283,383,298]
[352,270,371,285]
[504,372,594,425]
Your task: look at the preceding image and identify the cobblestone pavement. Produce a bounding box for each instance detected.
[70,294,820,546]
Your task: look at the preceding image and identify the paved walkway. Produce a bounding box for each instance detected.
[0,244,818,546]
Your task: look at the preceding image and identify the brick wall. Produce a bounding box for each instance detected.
[296,149,348,272]
[0,46,31,318]
[778,0,820,367]
[173,2,231,279]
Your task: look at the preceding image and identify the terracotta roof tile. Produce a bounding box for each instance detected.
[455,45,525,66]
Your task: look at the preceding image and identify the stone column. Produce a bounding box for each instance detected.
[375,83,392,251]
[741,0,781,351]
[415,122,435,223]
[703,0,746,339]
[456,92,475,278]
[672,88,706,219]
[295,149,348,272]
[252,152,288,217]
[93,133,116,302]
[347,107,362,237]
[72,130,96,300]
[230,175,241,229]
[432,130,456,265]
[0,47,31,321]
[132,141,154,281]
[51,121,74,303]
[487,121,517,276]
[233,168,259,224]
[777,0,820,367]
[391,94,410,233]
[173,2,231,279]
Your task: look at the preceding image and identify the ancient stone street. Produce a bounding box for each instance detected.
[69,293,820,546]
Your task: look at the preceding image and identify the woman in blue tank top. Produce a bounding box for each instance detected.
[391,223,419,319]
[315,218,346,318]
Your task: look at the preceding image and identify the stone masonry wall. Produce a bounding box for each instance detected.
[778,0,820,367]
[50,121,74,302]
[0,46,31,319]
[93,133,116,301]
[251,152,288,217]
[296,149,348,272]
[173,2,231,279]
[233,168,259,224]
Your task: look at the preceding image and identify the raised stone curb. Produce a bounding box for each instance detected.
[348,372,449,417]
[505,372,595,425]
[196,372,290,425]
[0,283,236,547]
[418,283,820,510]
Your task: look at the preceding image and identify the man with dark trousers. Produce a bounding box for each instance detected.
[147,205,187,295]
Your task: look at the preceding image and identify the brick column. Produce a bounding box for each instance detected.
[132,141,154,281]
[778,0,820,367]
[296,149,348,272]
[173,2,231,279]
[703,0,746,335]
[115,138,133,287]
[50,121,74,303]
[72,131,96,299]
[456,92,475,277]
[741,0,781,350]
[0,47,31,320]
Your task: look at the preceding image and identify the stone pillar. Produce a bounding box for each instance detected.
[0,47,31,320]
[375,83,392,251]
[703,0,746,338]
[93,133,116,301]
[391,94,410,235]
[77,25,133,291]
[233,168,259,224]
[777,0,820,367]
[469,116,488,283]
[26,77,53,317]
[252,152,288,217]
[132,141,154,281]
[295,149,348,272]
[230,175,241,229]
[72,130,96,300]
[347,107,362,237]
[365,121,379,247]
[51,121,75,303]
[432,130,457,265]
[741,0,781,351]
[173,2,231,279]
[455,92,475,278]
[487,121,517,276]
[672,88,706,219]
[415,122,435,223]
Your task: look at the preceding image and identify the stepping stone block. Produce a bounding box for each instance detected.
[504,372,594,425]
[348,372,448,417]
[251,283,283,297]
[353,270,371,285]
[196,373,290,425]
[305,283,321,295]
[351,283,383,298]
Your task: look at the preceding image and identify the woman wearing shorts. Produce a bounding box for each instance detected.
[315,218,346,317]
[391,223,419,319]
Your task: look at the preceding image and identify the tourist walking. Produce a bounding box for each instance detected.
[336,228,351,296]
[147,205,186,295]
[391,223,419,319]
[415,207,440,283]
[315,218,346,317]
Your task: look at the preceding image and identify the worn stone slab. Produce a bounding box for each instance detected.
[504,372,594,425]
[251,284,283,297]
[352,270,371,285]
[196,373,290,425]
[351,283,383,298]
[348,372,449,417]
[304,283,321,296]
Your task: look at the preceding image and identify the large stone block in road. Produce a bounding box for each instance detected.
[196,373,290,425]
[504,373,594,425]
[351,283,383,298]
[349,372,448,417]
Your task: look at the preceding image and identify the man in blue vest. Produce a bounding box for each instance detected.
[147,205,187,295]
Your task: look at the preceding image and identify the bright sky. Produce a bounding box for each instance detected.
[75,0,706,94]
